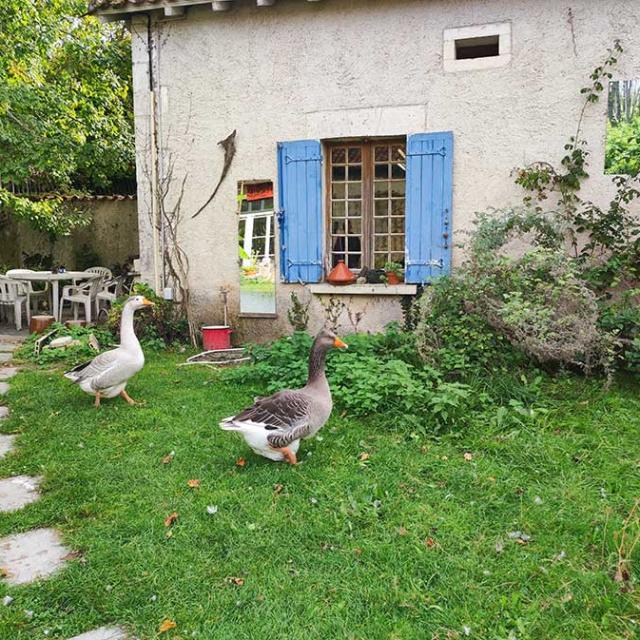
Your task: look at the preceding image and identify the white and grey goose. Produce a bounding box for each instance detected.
[64,295,154,407]
[219,329,348,464]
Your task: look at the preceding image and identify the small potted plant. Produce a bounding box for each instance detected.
[383,261,404,285]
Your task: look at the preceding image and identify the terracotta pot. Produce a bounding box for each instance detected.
[385,271,401,285]
[327,260,356,285]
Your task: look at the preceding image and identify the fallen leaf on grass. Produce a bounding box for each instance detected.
[226,576,244,586]
[424,537,437,548]
[62,550,85,562]
[164,512,179,527]
[273,483,284,495]
[236,457,246,467]
[359,452,370,462]
[463,452,473,461]
[161,451,175,464]
[398,527,408,537]
[187,479,201,488]
[354,548,362,556]
[159,619,177,633]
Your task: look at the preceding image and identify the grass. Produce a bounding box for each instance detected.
[0,353,638,639]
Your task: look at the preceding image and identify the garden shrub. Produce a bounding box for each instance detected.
[107,282,190,349]
[225,328,477,431]
[14,322,115,366]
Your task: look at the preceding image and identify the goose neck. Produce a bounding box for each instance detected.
[120,304,140,351]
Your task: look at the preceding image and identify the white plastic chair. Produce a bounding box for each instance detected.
[5,269,49,316]
[0,276,29,331]
[58,275,102,323]
[95,275,124,318]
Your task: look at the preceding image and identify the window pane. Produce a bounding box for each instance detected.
[391,199,405,216]
[348,182,362,200]
[348,165,362,181]
[332,147,346,163]
[347,236,362,252]
[332,165,346,181]
[375,235,388,251]
[348,147,362,163]
[253,217,266,237]
[374,253,386,268]
[391,253,404,265]
[332,183,346,200]
[348,201,362,218]
[390,181,405,197]
[391,217,404,233]
[390,235,404,251]
[375,200,388,217]
[391,163,406,179]
[391,145,405,162]
[374,181,388,198]
[348,218,362,234]
[375,217,388,233]
[253,237,266,256]
[375,164,389,179]
[332,201,345,217]
[375,146,389,161]
[348,254,362,270]
[332,219,345,235]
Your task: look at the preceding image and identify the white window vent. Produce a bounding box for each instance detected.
[444,22,511,72]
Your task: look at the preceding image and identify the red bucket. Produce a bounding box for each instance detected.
[201,325,232,351]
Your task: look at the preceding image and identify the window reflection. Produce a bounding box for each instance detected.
[238,181,276,315]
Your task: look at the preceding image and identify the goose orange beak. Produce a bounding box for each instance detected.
[142,298,155,307]
[333,337,348,349]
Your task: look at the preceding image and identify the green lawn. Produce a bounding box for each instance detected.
[0,353,638,639]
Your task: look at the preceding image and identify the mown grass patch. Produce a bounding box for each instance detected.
[0,354,637,639]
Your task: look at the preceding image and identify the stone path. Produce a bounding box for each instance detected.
[0,528,70,585]
[0,332,130,639]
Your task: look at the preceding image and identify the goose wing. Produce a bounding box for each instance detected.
[64,348,123,390]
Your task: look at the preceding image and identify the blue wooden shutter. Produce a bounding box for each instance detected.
[276,140,323,283]
[405,132,453,284]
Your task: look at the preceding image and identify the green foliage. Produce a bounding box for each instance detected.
[286,292,310,332]
[416,276,524,377]
[225,328,477,431]
[605,114,640,177]
[0,0,134,234]
[383,261,403,276]
[14,322,115,366]
[107,283,190,349]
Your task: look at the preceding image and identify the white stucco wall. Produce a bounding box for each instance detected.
[128,0,640,341]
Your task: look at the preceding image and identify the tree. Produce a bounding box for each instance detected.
[0,0,134,234]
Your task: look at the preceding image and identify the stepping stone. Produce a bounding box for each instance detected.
[0,383,9,396]
[0,344,16,353]
[0,368,18,380]
[0,354,12,364]
[0,476,41,512]
[0,435,15,459]
[69,626,129,640]
[0,407,8,420]
[0,528,70,585]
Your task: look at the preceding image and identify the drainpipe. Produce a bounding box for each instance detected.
[146,13,163,293]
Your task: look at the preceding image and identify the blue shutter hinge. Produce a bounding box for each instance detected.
[407,146,447,158]
[287,259,323,266]
[407,259,444,269]
[285,155,322,164]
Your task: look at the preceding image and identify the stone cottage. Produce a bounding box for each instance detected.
[90,0,640,340]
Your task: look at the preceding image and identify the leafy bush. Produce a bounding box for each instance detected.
[225,329,477,431]
[107,283,190,349]
[14,323,115,366]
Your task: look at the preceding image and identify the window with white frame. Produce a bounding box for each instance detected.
[443,22,511,72]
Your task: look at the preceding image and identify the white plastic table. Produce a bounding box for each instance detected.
[6,271,99,321]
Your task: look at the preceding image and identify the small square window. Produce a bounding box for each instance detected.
[444,22,511,72]
[455,35,500,60]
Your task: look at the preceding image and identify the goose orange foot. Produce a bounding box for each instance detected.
[120,390,137,406]
[273,447,297,465]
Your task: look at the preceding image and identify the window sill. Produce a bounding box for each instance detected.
[307,283,417,296]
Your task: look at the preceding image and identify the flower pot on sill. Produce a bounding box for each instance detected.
[385,271,402,285]
[326,260,356,286]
